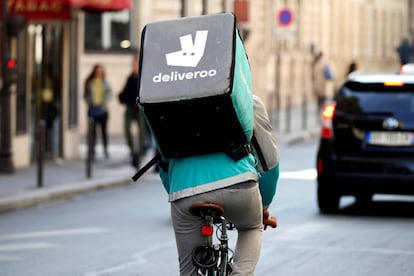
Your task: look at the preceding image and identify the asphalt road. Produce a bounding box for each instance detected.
[1,138,414,276]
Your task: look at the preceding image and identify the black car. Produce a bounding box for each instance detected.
[316,73,414,213]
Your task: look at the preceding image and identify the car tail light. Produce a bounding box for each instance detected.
[320,102,336,139]
[317,158,324,174]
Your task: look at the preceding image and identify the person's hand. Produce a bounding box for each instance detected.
[263,208,277,230]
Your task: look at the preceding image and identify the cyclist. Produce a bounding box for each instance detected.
[157,95,279,276]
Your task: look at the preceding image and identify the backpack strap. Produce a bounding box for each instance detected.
[226,143,251,161]
[251,134,269,171]
[131,153,161,182]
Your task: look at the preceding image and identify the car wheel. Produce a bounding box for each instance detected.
[317,181,340,214]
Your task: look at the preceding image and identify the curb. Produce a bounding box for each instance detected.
[0,177,132,213]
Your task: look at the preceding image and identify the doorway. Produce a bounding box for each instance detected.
[29,23,63,161]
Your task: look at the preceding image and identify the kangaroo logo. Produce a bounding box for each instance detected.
[166,30,208,67]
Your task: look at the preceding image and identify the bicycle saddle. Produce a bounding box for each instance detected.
[189,203,225,219]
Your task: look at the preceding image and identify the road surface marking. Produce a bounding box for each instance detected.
[280,169,316,180]
[0,227,111,241]
[0,254,22,261]
[0,242,58,251]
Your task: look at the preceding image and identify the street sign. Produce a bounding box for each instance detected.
[277,8,294,27]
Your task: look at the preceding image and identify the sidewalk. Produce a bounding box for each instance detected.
[0,104,320,213]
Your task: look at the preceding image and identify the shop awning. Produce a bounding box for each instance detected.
[71,0,133,12]
[5,0,133,20]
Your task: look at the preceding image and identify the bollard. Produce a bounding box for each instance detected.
[86,118,94,178]
[286,94,291,133]
[274,52,282,132]
[37,120,46,188]
[302,94,308,130]
[275,89,281,132]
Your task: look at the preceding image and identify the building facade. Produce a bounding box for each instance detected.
[1,0,411,171]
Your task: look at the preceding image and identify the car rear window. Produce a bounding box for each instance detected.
[337,82,414,115]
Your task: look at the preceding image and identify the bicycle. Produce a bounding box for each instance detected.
[189,203,277,276]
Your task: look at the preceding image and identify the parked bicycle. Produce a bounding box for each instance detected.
[189,203,277,276]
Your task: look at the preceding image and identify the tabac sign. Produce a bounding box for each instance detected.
[4,0,132,20]
[7,0,71,20]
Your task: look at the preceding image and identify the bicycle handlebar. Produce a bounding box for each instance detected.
[263,216,277,228]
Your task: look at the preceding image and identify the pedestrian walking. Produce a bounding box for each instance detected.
[118,56,152,168]
[312,51,333,114]
[83,63,113,159]
[347,61,358,76]
[396,38,413,66]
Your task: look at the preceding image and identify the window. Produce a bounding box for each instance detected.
[84,9,137,52]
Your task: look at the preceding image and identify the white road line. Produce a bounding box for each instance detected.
[0,254,22,261]
[0,242,58,251]
[280,169,317,180]
[0,227,111,241]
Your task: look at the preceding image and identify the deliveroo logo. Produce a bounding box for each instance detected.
[166,30,208,67]
[153,30,217,83]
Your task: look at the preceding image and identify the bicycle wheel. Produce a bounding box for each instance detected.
[193,246,217,267]
[197,267,216,276]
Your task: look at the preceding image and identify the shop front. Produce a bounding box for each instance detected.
[0,0,132,171]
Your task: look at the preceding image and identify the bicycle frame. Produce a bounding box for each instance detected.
[190,203,277,276]
[216,215,232,276]
[191,204,234,276]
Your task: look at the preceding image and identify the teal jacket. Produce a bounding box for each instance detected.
[159,152,279,207]
[160,152,259,201]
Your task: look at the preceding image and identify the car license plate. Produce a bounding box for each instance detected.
[366,131,414,146]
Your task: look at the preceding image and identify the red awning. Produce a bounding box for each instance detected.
[5,0,132,20]
[70,0,132,12]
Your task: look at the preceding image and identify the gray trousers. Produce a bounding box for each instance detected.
[171,180,263,276]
